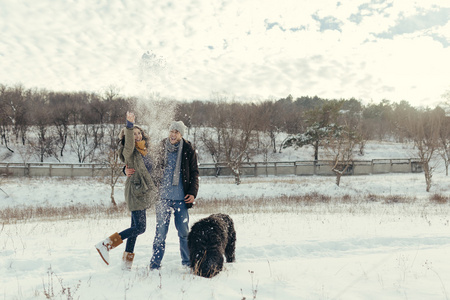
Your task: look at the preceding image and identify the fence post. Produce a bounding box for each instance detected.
[49,164,52,177]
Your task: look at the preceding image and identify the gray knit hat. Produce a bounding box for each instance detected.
[169,121,186,136]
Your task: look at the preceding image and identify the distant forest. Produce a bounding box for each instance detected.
[0,85,450,188]
[1,83,449,188]
[1,84,448,140]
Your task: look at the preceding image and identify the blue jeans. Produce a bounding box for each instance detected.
[119,210,146,253]
[150,199,190,269]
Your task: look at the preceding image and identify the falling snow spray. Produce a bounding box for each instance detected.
[134,51,178,147]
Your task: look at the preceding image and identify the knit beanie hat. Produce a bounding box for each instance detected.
[169,121,185,136]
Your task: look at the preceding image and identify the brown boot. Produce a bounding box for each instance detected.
[95,232,123,265]
[122,252,135,270]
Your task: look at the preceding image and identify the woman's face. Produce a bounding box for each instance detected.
[133,128,143,142]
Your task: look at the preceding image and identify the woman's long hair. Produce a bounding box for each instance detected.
[119,125,150,148]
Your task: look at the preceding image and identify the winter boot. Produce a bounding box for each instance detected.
[122,252,135,271]
[95,232,123,265]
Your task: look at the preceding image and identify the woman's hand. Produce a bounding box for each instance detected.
[126,111,135,123]
[125,166,136,177]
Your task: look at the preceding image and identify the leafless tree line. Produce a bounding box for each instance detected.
[176,95,450,189]
[2,84,450,190]
[0,84,134,162]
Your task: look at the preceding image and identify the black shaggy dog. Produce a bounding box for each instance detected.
[188,213,236,278]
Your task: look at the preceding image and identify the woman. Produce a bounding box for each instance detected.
[95,111,157,270]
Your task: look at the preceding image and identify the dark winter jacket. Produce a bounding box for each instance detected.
[118,127,158,211]
[155,138,199,208]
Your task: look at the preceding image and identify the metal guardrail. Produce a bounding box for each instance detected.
[0,163,110,177]
[0,159,423,178]
[200,159,422,177]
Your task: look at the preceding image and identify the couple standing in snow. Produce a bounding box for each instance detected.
[95,111,199,271]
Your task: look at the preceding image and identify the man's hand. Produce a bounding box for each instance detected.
[125,165,135,177]
[184,194,195,204]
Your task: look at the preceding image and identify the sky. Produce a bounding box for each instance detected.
[1,0,449,107]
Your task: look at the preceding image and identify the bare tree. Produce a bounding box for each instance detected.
[402,108,442,192]
[49,92,75,157]
[323,123,358,186]
[103,89,131,151]
[220,103,257,184]
[0,93,14,152]
[85,94,106,151]
[199,102,226,177]
[101,93,131,206]
[255,131,273,163]
[257,100,283,154]
[199,101,257,184]
[16,143,34,165]
[0,85,22,152]
[438,97,450,175]
[28,91,58,162]
[200,127,222,163]
[93,124,123,207]
[102,148,122,207]
[71,124,95,163]
[10,85,30,146]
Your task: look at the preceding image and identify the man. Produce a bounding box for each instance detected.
[127,121,199,270]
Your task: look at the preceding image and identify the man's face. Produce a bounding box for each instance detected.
[169,130,182,144]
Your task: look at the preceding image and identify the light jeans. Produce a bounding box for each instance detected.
[150,199,190,269]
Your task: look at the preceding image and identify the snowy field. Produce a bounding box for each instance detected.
[1,142,450,299]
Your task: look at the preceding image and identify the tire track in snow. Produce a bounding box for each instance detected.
[237,235,450,261]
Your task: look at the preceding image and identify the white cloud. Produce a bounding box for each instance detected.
[0,0,449,106]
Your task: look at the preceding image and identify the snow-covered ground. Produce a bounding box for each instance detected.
[1,142,450,299]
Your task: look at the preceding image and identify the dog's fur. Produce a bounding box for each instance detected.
[188,213,236,278]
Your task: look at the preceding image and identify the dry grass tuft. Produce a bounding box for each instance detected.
[0,202,129,224]
[0,192,429,223]
[365,194,378,202]
[341,194,353,203]
[429,193,449,204]
[383,195,411,204]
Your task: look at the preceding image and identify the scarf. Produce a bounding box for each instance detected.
[135,140,148,156]
[165,138,183,186]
